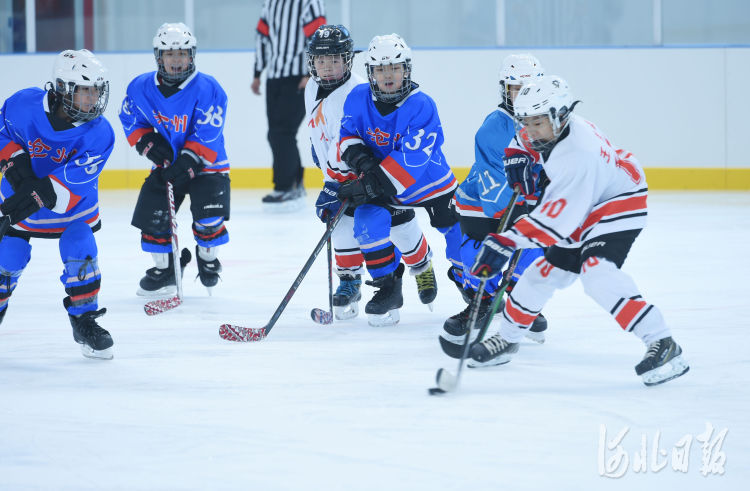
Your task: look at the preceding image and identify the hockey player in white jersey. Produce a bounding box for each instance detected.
[305,25,437,320]
[468,75,689,386]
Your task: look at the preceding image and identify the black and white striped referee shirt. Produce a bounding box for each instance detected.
[254,0,327,79]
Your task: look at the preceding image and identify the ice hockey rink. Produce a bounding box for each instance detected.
[0,189,748,490]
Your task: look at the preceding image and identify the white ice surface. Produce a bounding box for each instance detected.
[1,190,748,490]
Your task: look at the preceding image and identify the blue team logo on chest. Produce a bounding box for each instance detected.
[64,151,105,184]
[153,110,189,133]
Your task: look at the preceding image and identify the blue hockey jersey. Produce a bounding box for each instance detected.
[0,88,114,237]
[454,108,542,219]
[119,72,229,174]
[339,84,456,205]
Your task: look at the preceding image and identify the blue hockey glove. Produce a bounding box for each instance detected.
[503,149,536,196]
[316,181,341,222]
[470,233,516,279]
[0,176,57,224]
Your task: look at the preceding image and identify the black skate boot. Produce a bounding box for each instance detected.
[635,336,689,386]
[493,298,548,344]
[468,333,519,368]
[447,266,472,304]
[365,263,404,326]
[332,274,362,320]
[414,261,437,309]
[137,248,191,297]
[69,308,113,360]
[196,245,222,292]
[439,294,494,358]
[0,306,6,326]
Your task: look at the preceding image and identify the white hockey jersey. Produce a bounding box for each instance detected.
[504,114,648,249]
[304,74,366,183]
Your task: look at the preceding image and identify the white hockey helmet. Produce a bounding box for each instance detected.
[513,75,578,152]
[365,33,412,103]
[499,54,544,112]
[51,49,109,122]
[153,22,197,84]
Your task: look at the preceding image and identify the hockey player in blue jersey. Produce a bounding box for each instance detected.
[0,49,115,359]
[337,33,463,326]
[120,23,230,296]
[438,54,550,360]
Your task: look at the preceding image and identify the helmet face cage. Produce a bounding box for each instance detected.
[306,25,354,90]
[513,76,573,153]
[365,34,412,103]
[499,54,544,113]
[51,49,110,123]
[153,23,197,85]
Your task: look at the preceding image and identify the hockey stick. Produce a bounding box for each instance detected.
[0,215,10,241]
[144,181,191,315]
[429,187,521,395]
[220,200,350,342]
[310,219,334,325]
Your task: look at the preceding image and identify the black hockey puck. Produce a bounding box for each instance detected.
[428,387,446,396]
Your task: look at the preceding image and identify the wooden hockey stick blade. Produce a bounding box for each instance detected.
[144,295,182,316]
[310,308,334,325]
[219,323,267,342]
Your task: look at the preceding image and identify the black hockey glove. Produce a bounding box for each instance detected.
[503,149,536,196]
[135,131,173,168]
[163,150,204,193]
[338,173,390,207]
[0,151,35,191]
[0,176,57,224]
[341,144,380,174]
[470,233,516,279]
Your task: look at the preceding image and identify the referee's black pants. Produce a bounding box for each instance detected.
[266,76,306,192]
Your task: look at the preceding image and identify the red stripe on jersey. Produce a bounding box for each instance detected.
[303,16,327,38]
[408,175,457,204]
[380,156,416,189]
[183,140,218,163]
[0,141,23,162]
[615,299,648,331]
[326,168,357,183]
[256,19,269,36]
[336,252,363,269]
[49,175,82,212]
[504,297,538,326]
[513,217,558,247]
[127,127,153,147]
[401,236,429,265]
[454,200,483,213]
[15,214,99,234]
[571,195,647,242]
[366,253,395,266]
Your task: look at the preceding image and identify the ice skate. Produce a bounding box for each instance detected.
[413,261,437,310]
[635,336,689,386]
[365,263,404,327]
[0,306,7,326]
[195,245,222,294]
[69,308,113,360]
[262,186,306,213]
[524,313,548,344]
[332,274,361,320]
[439,294,493,358]
[136,248,191,297]
[467,333,519,368]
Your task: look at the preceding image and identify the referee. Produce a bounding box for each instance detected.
[252,0,327,210]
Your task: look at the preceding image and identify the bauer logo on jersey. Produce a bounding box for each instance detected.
[64,151,105,184]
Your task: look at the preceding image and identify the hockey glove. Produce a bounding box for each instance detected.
[135,131,173,168]
[470,233,516,279]
[341,144,380,174]
[503,149,536,196]
[315,181,342,222]
[0,151,35,191]
[163,150,203,193]
[0,176,57,224]
[338,171,395,207]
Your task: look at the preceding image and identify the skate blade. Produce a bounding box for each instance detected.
[367,309,400,327]
[426,302,434,312]
[467,353,514,369]
[641,355,690,386]
[524,330,546,344]
[334,303,359,320]
[136,285,177,297]
[79,344,113,360]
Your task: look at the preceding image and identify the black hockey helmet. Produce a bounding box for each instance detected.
[306,25,354,89]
